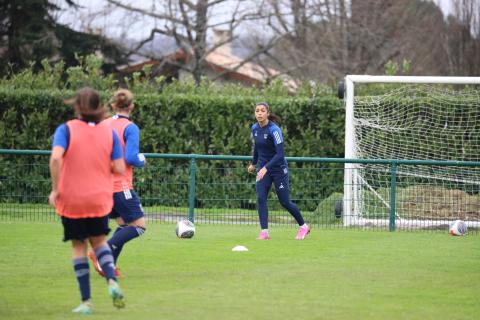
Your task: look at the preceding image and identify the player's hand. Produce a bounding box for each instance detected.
[256,167,267,181]
[247,164,256,174]
[48,190,58,207]
[139,153,146,166]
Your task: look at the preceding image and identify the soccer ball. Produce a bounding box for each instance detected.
[176,219,195,238]
[449,220,467,236]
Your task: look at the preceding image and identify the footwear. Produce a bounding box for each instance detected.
[257,230,270,240]
[88,251,105,277]
[108,280,125,309]
[72,301,92,315]
[295,225,310,240]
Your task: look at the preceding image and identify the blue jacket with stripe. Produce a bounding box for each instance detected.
[251,121,287,171]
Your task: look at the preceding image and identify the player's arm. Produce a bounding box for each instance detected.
[264,128,285,170]
[264,142,285,170]
[49,147,65,207]
[49,124,68,206]
[124,123,146,167]
[111,130,126,174]
[248,131,257,174]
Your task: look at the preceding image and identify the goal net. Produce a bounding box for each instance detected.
[343,76,480,231]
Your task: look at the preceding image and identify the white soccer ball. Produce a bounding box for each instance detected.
[176,219,195,238]
[449,219,467,236]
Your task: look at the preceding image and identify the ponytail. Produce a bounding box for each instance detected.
[110,89,133,110]
[268,113,281,123]
[65,87,106,123]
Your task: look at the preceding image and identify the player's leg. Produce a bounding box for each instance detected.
[256,173,273,239]
[89,207,120,277]
[107,190,146,264]
[62,217,93,314]
[89,234,125,309]
[89,234,117,281]
[273,169,310,240]
[71,240,92,314]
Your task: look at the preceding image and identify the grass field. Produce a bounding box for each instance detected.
[0,222,479,320]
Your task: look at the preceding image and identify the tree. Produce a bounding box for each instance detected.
[106,0,292,85]
[0,0,60,73]
[0,0,125,75]
[443,0,480,75]
[255,0,480,82]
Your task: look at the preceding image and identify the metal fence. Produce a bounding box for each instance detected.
[1,149,479,233]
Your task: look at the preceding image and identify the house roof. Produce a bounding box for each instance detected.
[204,47,297,91]
[118,46,297,91]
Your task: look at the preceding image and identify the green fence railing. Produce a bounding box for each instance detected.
[1,149,479,232]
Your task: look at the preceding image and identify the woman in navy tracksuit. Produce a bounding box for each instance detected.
[247,102,310,240]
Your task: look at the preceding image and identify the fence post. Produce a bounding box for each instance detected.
[389,162,398,231]
[188,157,197,223]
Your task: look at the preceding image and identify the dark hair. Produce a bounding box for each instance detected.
[110,89,133,110]
[255,102,281,123]
[65,87,105,123]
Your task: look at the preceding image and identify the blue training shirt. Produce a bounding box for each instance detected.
[115,115,145,167]
[251,121,287,170]
[52,123,123,160]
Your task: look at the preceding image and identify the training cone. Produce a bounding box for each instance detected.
[232,245,249,252]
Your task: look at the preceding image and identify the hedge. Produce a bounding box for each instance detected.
[0,86,345,211]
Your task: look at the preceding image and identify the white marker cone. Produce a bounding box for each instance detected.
[232,245,249,252]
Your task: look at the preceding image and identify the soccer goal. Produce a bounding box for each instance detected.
[342,75,480,230]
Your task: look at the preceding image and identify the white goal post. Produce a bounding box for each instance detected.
[342,75,480,230]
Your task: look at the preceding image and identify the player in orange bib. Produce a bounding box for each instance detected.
[49,87,126,314]
[88,89,147,277]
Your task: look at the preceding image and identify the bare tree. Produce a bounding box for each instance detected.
[98,0,480,84]
[254,0,479,82]
[443,0,480,75]
[106,0,294,85]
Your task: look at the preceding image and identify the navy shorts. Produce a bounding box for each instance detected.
[109,189,144,223]
[61,215,111,242]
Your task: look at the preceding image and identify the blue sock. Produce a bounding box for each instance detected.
[108,225,126,259]
[113,225,126,236]
[73,257,90,302]
[94,245,116,281]
[108,226,145,264]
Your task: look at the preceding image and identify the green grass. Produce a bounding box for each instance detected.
[0,222,479,320]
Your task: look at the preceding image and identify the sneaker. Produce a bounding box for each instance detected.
[257,230,270,240]
[72,301,92,315]
[295,225,310,240]
[88,251,105,277]
[108,280,125,309]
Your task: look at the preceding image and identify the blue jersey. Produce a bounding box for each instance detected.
[114,115,145,167]
[251,121,287,170]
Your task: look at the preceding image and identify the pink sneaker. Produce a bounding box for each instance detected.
[257,230,270,240]
[295,225,310,240]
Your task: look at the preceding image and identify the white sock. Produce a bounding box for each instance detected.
[262,229,269,233]
[301,224,308,228]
